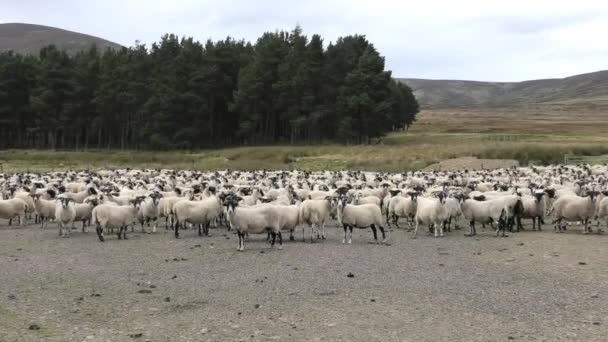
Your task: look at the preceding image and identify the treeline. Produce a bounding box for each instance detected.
[0,26,418,149]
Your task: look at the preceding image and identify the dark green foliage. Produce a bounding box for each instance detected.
[0,27,418,149]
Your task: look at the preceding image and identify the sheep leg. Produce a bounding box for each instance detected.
[348,226,353,244]
[152,218,157,233]
[582,219,589,234]
[321,222,326,240]
[96,224,105,242]
[117,226,123,240]
[436,221,444,238]
[371,224,378,243]
[465,220,475,237]
[204,223,209,236]
[237,232,244,251]
[174,219,180,238]
[342,224,348,244]
[122,225,128,240]
[198,224,203,237]
[289,230,295,241]
[412,218,420,239]
[378,225,388,244]
[270,231,276,248]
[310,223,315,243]
[82,221,86,233]
[277,231,283,250]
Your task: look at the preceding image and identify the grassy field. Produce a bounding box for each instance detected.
[1,103,607,172]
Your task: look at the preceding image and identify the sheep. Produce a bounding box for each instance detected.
[224,195,283,251]
[299,197,333,242]
[55,196,76,238]
[172,190,223,238]
[443,196,463,232]
[71,187,98,203]
[31,194,57,229]
[275,204,302,241]
[594,191,608,232]
[387,191,417,230]
[137,192,163,233]
[91,197,145,241]
[516,190,546,231]
[333,195,387,244]
[0,198,27,226]
[551,191,599,234]
[413,192,450,238]
[72,196,99,232]
[459,195,510,237]
[353,193,382,207]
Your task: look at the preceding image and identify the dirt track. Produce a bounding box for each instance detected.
[1,220,607,342]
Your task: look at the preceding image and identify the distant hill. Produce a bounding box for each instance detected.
[0,23,123,55]
[399,70,608,107]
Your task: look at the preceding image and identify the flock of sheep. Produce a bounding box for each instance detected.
[1,164,607,251]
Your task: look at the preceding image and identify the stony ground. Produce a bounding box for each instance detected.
[0,220,607,342]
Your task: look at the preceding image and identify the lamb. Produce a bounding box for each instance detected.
[333,195,387,244]
[0,198,27,226]
[516,190,546,231]
[299,197,333,242]
[55,196,76,238]
[31,194,57,229]
[91,197,145,241]
[276,204,301,241]
[224,195,283,251]
[413,192,450,238]
[137,192,163,233]
[173,190,223,238]
[551,191,599,233]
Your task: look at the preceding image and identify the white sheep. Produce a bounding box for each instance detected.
[72,196,99,232]
[551,191,599,234]
[517,190,546,231]
[55,196,76,238]
[31,194,57,229]
[387,191,417,230]
[137,192,163,233]
[0,198,27,226]
[459,195,509,237]
[173,191,223,238]
[224,195,283,251]
[333,195,387,244]
[413,192,450,238]
[91,197,144,241]
[299,197,333,242]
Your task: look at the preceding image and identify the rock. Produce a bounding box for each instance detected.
[28,324,40,330]
[260,251,265,254]
[149,285,156,289]
[129,332,143,338]
[254,304,260,309]
[91,293,101,297]
[171,275,177,279]
[517,243,524,246]
[591,294,599,298]
[76,296,84,301]
[86,335,94,339]
[347,272,355,278]
[200,328,208,334]
[578,262,587,265]
[370,299,376,302]
[137,289,152,294]
[164,297,171,302]
[7,294,16,300]
[592,322,600,326]
[193,244,201,248]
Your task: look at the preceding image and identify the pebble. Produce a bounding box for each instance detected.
[254,304,260,309]
[164,297,171,302]
[29,324,41,330]
[8,294,16,300]
[137,289,152,294]
[200,328,208,334]
[347,272,355,278]
[129,332,143,338]
[578,262,587,265]
[171,275,177,279]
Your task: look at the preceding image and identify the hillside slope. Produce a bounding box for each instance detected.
[399,70,608,107]
[0,23,122,55]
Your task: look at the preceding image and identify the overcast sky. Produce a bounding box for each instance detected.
[2,0,608,81]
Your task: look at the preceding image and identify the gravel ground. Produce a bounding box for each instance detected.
[0,220,607,342]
